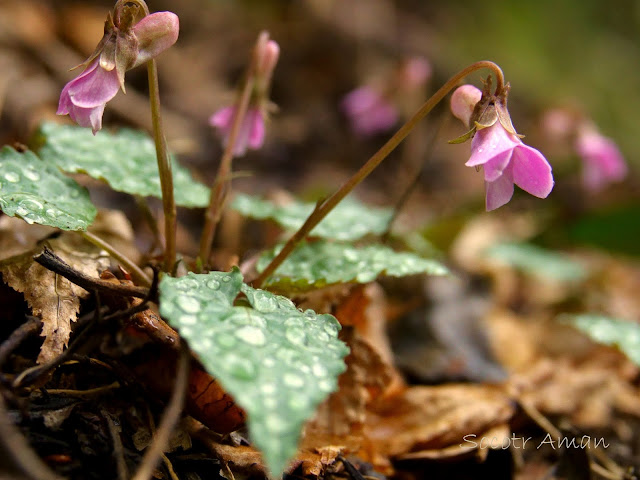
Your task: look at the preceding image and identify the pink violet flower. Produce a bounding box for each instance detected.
[341,86,398,137]
[468,122,554,210]
[451,83,554,210]
[575,127,627,191]
[57,9,179,134]
[209,106,265,157]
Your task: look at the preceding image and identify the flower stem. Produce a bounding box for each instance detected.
[147,58,176,273]
[80,231,152,287]
[252,61,504,287]
[198,69,255,266]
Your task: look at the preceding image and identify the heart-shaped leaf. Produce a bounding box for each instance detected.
[34,122,210,207]
[0,146,96,230]
[159,268,349,476]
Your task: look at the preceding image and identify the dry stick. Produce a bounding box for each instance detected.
[0,317,41,368]
[34,247,150,299]
[131,341,190,480]
[252,61,505,287]
[519,400,625,480]
[80,230,152,287]
[0,394,65,480]
[103,409,129,480]
[199,68,256,266]
[147,58,177,273]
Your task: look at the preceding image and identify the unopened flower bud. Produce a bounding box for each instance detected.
[450,84,482,128]
[255,31,280,80]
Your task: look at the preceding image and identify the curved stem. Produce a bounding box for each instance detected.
[252,61,504,287]
[198,68,255,266]
[80,231,152,287]
[147,58,177,273]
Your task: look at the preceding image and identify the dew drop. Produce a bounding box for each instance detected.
[318,379,334,392]
[176,296,200,314]
[285,326,307,346]
[235,325,266,346]
[178,278,199,290]
[323,320,339,336]
[263,396,278,409]
[15,206,29,217]
[288,395,310,411]
[24,169,40,181]
[180,315,198,326]
[207,279,220,290]
[283,372,304,388]
[265,415,290,434]
[4,172,19,183]
[226,355,256,380]
[45,208,57,218]
[222,276,231,283]
[312,363,327,378]
[215,332,237,348]
[261,383,277,395]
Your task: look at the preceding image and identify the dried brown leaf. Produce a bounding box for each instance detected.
[0,215,55,261]
[365,384,515,458]
[0,234,109,363]
[310,328,395,437]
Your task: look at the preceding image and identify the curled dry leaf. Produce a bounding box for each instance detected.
[0,233,109,363]
[364,384,515,461]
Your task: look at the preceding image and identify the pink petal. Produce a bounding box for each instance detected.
[67,59,120,108]
[56,83,74,115]
[511,144,554,198]
[247,109,265,149]
[576,132,627,191]
[467,122,520,167]
[209,106,235,129]
[68,103,106,135]
[485,167,515,211]
[341,87,379,116]
[481,149,513,182]
[132,12,180,67]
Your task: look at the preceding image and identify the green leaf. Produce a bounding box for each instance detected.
[561,314,640,366]
[0,146,96,230]
[484,242,587,281]
[231,193,393,241]
[159,268,349,477]
[34,122,210,207]
[257,240,449,291]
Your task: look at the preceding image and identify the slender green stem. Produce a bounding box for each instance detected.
[80,231,152,287]
[252,61,504,287]
[147,59,176,273]
[198,70,255,266]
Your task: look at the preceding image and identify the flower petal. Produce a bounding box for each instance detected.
[485,168,514,211]
[67,103,106,135]
[576,131,627,191]
[481,149,513,182]
[132,12,180,67]
[209,106,235,129]
[466,122,520,167]
[67,59,120,108]
[248,109,265,149]
[511,144,554,198]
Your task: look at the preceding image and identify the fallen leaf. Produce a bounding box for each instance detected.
[365,384,515,459]
[0,215,55,261]
[0,233,109,363]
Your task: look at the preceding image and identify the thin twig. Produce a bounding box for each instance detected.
[44,382,120,397]
[251,61,505,287]
[0,317,41,368]
[103,409,129,480]
[80,231,152,287]
[131,341,190,480]
[0,394,65,480]
[34,247,150,300]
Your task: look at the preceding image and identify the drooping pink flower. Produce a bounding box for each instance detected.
[209,106,265,156]
[341,86,398,137]
[575,127,627,192]
[468,122,554,210]
[450,83,554,210]
[57,9,179,134]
